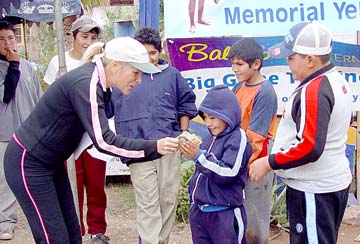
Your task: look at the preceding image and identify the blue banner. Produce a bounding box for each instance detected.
[1,0,81,22]
[164,0,360,38]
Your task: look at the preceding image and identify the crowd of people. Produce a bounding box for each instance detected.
[0,15,353,244]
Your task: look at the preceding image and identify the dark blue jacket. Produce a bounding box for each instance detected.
[112,59,197,163]
[189,85,252,209]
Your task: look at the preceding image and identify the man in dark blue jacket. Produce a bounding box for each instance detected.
[112,27,197,244]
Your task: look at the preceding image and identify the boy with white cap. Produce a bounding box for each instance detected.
[3,36,179,244]
[249,22,352,244]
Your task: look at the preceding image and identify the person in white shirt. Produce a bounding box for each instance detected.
[43,16,100,88]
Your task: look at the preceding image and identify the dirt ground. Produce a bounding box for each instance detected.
[5,176,360,244]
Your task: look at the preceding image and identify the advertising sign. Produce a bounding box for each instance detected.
[167,37,360,113]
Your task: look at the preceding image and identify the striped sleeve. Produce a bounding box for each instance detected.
[269,76,334,170]
[196,129,250,185]
[70,65,160,161]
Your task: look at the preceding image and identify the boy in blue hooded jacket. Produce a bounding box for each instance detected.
[181,85,252,244]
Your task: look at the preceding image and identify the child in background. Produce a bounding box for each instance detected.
[181,85,252,244]
[229,38,278,244]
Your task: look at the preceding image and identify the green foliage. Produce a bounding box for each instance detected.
[81,0,109,10]
[98,22,115,42]
[33,23,57,90]
[270,182,288,228]
[176,159,195,223]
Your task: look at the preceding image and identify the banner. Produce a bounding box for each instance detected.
[164,0,360,38]
[166,37,360,113]
[1,0,81,22]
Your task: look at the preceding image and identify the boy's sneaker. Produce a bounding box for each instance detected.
[91,233,110,244]
[0,229,14,240]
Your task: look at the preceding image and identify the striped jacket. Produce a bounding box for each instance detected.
[15,58,160,165]
[269,64,352,193]
[189,85,252,208]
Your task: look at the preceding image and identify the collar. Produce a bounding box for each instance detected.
[297,63,334,89]
[93,55,107,92]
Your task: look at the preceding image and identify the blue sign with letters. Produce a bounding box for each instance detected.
[165,0,360,38]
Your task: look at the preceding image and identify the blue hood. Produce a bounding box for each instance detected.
[199,85,241,131]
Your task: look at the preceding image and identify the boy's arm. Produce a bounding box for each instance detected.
[2,60,20,103]
[195,130,251,185]
[176,71,198,118]
[179,115,190,131]
[269,76,333,170]
[247,82,277,163]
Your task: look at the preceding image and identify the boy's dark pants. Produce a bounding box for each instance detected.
[190,204,247,244]
[286,186,349,244]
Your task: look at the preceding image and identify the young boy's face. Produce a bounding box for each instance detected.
[287,53,310,82]
[0,29,16,56]
[231,57,260,83]
[143,44,160,67]
[203,112,228,136]
[72,30,99,57]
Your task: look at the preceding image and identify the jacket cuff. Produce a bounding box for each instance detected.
[268,154,280,170]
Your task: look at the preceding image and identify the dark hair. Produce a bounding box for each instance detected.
[0,21,16,34]
[134,27,162,52]
[228,38,264,69]
[318,53,331,64]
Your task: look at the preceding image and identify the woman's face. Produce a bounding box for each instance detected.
[106,61,142,95]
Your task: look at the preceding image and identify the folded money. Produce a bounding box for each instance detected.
[177,131,202,149]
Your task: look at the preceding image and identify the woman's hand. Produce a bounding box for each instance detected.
[157,137,179,155]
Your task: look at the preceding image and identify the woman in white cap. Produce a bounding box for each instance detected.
[3,37,179,244]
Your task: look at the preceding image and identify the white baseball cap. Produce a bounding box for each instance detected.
[104,36,161,74]
[268,22,332,58]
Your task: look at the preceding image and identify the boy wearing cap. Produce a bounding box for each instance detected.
[4,36,179,244]
[43,15,100,89]
[111,27,197,244]
[249,22,352,244]
[228,38,277,244]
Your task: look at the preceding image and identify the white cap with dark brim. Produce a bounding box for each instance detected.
[268,22,332,59]
[104,36,161,74]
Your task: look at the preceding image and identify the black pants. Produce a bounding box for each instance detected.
[286,185,349,244]
[4,138,81,244]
